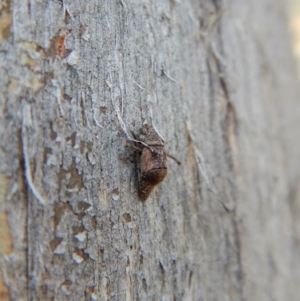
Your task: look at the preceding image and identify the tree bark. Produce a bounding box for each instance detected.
[1,0,300,300]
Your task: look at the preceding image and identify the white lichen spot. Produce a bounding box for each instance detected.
[105,80,113,89]
[46,154,58,166]
[75,231,86,242]
[27,49,41,60]
[88,153,96,165]
[85,203,93,212]
[67,51,79,65]
[6,182,18,200]
[127,222,134,229]
[72,252,84,264]
[82,30,90,41]
[55,136,62,142]
[54,241,66,254]
[112,194,119,201]
[88,152,96,165]
[66,187,79,193]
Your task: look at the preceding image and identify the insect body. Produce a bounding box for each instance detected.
[138,125,167,201]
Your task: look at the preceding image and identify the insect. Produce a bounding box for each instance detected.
[54,29,72,58]
[138,125,168,201]
[126,124,180,201]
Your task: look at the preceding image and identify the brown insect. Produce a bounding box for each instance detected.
[126,124,180,201]
[138,125,168,200]
[55,29,72,58]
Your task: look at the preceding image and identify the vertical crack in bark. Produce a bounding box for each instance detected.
[208,20,245,296]
[205,28,245,298]
[18,129,30,301]
[222,90,244,301]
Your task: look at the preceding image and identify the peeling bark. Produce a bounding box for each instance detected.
[1,0,300,300]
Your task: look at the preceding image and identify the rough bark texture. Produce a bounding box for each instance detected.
[1,0,300,300]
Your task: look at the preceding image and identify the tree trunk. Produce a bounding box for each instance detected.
[1,0,300,300]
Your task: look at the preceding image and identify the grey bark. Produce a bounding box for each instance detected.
[1,0,300,300]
